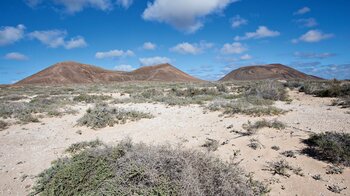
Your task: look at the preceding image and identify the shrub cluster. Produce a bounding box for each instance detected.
[77,104,154,129]
[31,140,269,196]
[302,132,350,166]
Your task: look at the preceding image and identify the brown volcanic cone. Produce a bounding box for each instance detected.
[220,64,322,81]
[128,63,200,82]
[16,61,201,85]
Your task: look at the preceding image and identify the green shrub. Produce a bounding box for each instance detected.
[73,94,112,103]
[302,132,350,166]
[77,104,153,129]
[31,140,269,196]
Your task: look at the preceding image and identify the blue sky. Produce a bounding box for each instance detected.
[0,0,349,84]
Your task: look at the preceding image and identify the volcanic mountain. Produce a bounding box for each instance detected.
[220,64,322,81]
[16,61,201,85]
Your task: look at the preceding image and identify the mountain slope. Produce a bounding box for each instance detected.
[16,62,201,85]
[220,64,322,81]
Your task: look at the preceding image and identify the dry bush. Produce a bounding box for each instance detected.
[245,80,288,101]
[248,138,262,150]
[31,140,269,196]
[302,132,350,166]
[264,159,303,178]
[0,120,9,131]
[65,139,104,154]
[327,184,347,194]
[208,99,285,116]
[242,119,286,135]
[281,150,297,158]
[77,103,154,129]
[73,94,112,103]
[201,138,219,151]
[298,80,350,98]
[332,96,350,108]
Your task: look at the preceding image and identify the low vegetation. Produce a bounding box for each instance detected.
[326,165,344,175]
[201,138,219,151]
[242,119,285,135]
[248,138,263,150]
[31,140,269,196]
[73,94,112,103]
[302,132,350,166]
[0,120,9,131]
[286,79,350,101]
[65,139,104,154]
[208,99,285,116]
[77,103,154,129]
[281,150,297,158]
[245,80,289,101]
[264,159,304,178]
[0,95,74,122]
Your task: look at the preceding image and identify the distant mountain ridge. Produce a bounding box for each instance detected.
[220,64,322,81]
[16,61,201,85]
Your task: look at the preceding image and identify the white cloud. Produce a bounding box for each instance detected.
[0,24,25,46]
[294,52,336,59]
[116,0,133,9]
[26,0,134,13]
[240,54,252,60]
[295,18,318,28]
[294,7,311,15]
[65,36,87,49]
[139,56,171,66]
[29,30,66,48]
[50,0,113,14]
[234,26,280,41]
[292,30,333,43]
[95,49,134,59]
[25,0,42,7]
[143,42,156,50]
[170,41,213,55]
[114,64,135,71]
[4,52,28,61]
[29,30,87,49]
[220,42,247,54]
[142,0,238,33]
[231,15,247,28]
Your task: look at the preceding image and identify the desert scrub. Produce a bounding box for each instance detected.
[281,150,297,158]
[242,119,286,135]
[201,138,219,151]
[302,132,350,166]
[207,99,285,116]
[264,159,303,178]
[73,94,112,103]
[298,80,350,98]
[0,120,9,131]
[77,104,153,129]
[0,95,74,121]
[248,138,263,150]
[65,139,104,154]
[332,96,350,108]
[31,140,269,196]
[245,80,288,101]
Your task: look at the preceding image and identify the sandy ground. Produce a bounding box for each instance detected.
[0,90,349,196]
